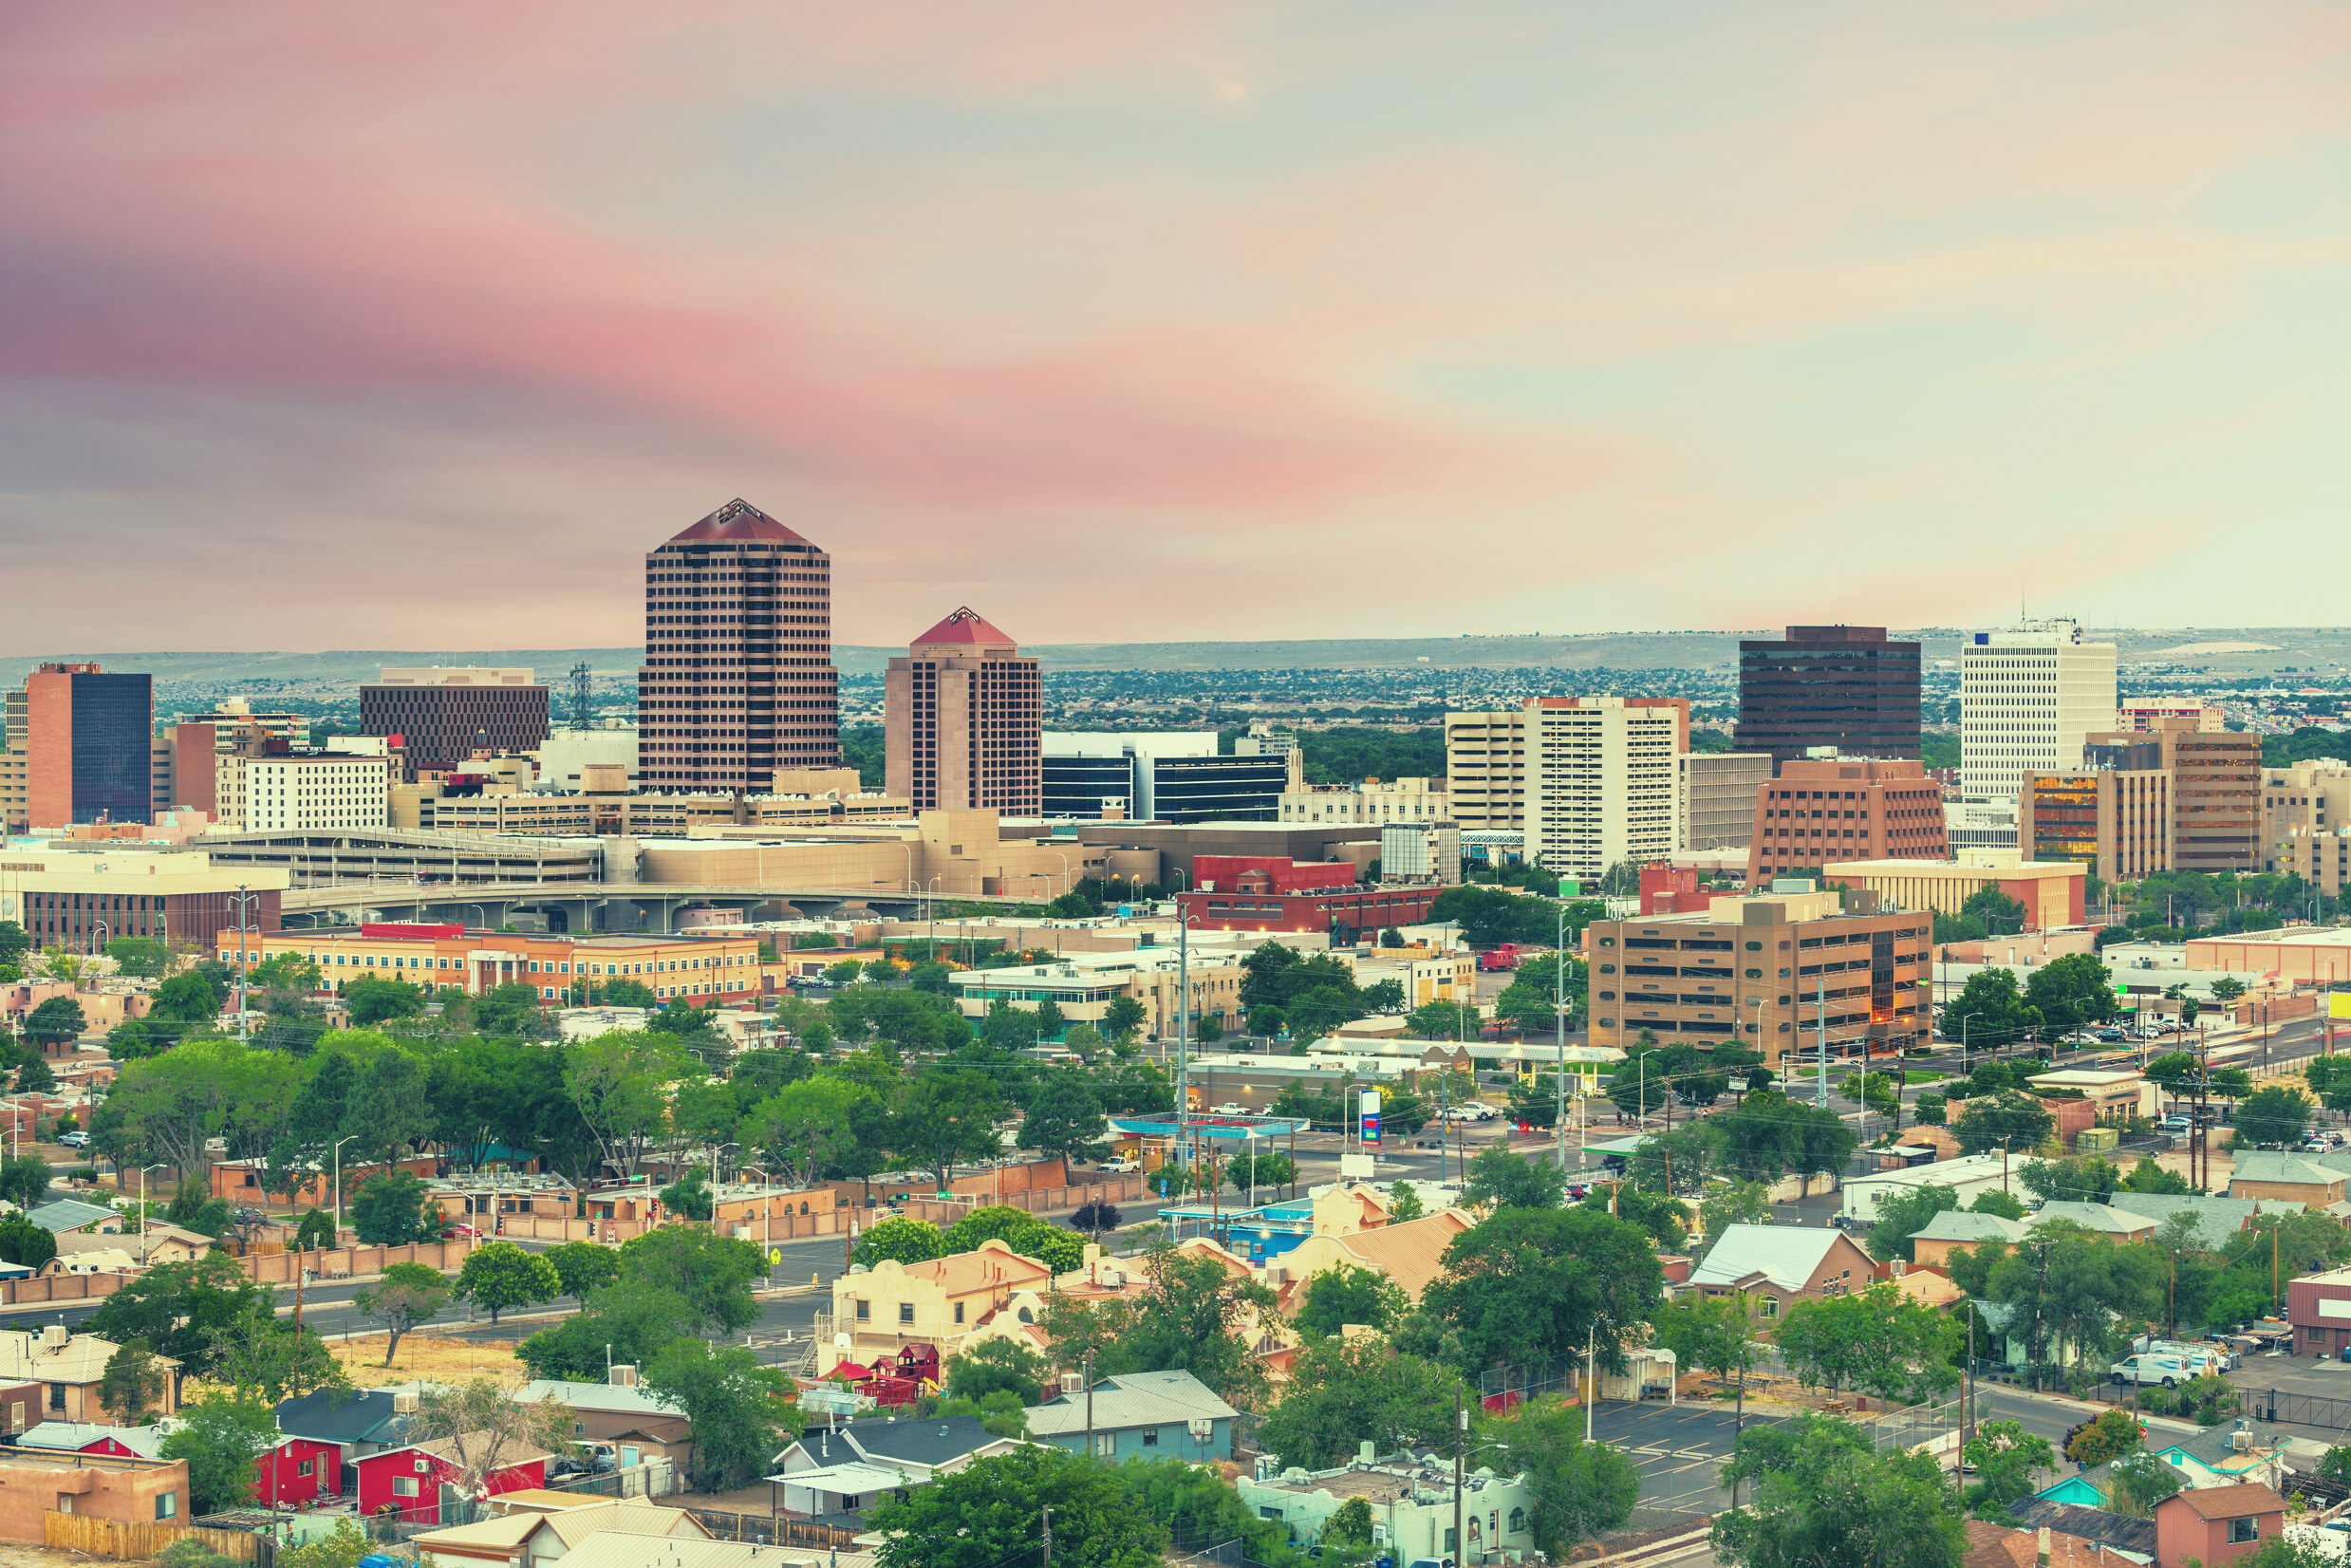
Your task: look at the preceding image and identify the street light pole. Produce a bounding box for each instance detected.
[331,1135,357,1233]
[1555,903,1569,1175]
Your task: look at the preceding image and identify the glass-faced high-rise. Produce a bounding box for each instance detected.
[637,498,838,793]
[1735,625,1921,764]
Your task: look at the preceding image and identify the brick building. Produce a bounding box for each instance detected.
[362,668,549,781]
[2078,719,2262,877]
[637,496,839,793]
[885,608,1041,816]
[1177,858,1440,941]
[1745,756,1947,886]
[11,663,153,829]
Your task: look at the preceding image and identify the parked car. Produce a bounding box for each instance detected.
[1210,1103,1254,1117]
[1447,1105,1499,1122]
[2095,1027,2127,1043]
[1100,1157,1141,1173]
[2160,1114,2192,1131]
[56,1131,88,1148]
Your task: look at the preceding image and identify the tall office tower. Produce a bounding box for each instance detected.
[638,498,839,793]
[14,663,154,827]
[2078,718,2261,876]
[1677,751,1775,850]
[1448,698,1687,881]
[885,608,1042,814]
[1735,625,1922,764]
[362,667,550,781]
[1959,619,2118,802]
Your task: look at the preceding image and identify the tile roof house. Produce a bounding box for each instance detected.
[2154,1481,2287,1568]
[0,1325,183,1423]
[1027,1369,1239,1463]
[1687,1226,1876,1317]
[413,1499,711,1568]
[1962,1519,2136,1568]
[1269,1208,1477,1311]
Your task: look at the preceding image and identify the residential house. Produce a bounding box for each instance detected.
[355,1432,550,1527]
[2288,1264,2351,1357]
[2042,1419,2292,1510]
[1841,1155,2041,1223]
[18,1420,345,1508]
[509,1381,691,1473]
[274,1387,422,1486]
[959,1239,1300,1375]
[1268,1207,1477,1312]
[1240,1450,1535,1563]
[831,1238,1058,1357]
[2153,1482,2287,1568]
[1961,1519,2124,1568]
[2228,1154,2346,1207]
[2006,1497,2157,1559]
[24,1199,121,1235]
[0,1448,188,1539]
[53,1224,214,1267]
[1027,1369,1238,1463]
[2104,1192,2297,1248]
[2028,1202,2160,1242]
[16,1421,169,1460]
[47,1249,141,1278]
[413,1499,711,1568]
[1908,1211,2029,1270]
[1685,1226,1878,1319]
[0,1326,182,1424]
[772,1413,1030,1519]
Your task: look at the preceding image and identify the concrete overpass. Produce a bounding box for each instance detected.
[278,880,1041,934]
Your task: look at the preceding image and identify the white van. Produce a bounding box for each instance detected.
[2108,1353,2199,1388]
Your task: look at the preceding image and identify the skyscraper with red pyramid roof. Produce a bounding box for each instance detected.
[885,607,1041,817]
[637,497,839,793]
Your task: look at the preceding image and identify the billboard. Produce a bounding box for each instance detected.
[1359,1089,1383,1145]
[2331,994,2351,1021]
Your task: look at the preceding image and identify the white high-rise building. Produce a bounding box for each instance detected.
[1448,698,1686,882]
[1959,619,2118,802]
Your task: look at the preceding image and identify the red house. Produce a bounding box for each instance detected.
[353,1435,549,1526]
[252,1436,343,1507]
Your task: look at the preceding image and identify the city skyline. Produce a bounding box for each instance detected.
[7,5,2350,652]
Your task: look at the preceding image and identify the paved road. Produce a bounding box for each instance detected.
[1595,1401,1785,1522]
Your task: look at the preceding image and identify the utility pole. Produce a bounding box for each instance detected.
[1041,1505,1053,1568]
[1555,905,1569,1177]
[1817,976,1828,1109]
[1084,1349,1095,1461]
[1453,1380,1465,1568]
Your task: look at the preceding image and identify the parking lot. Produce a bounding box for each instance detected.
[1594,1400,1783,1521]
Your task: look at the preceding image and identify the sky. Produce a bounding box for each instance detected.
[4,1,2350,653]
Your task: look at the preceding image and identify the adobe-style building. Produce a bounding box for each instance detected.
[1176,856,1440,940]
[886,608,1041,818]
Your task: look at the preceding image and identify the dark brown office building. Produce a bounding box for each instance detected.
[638,497,839,793]
[362,670,549,781]
[1735,625,1921,765]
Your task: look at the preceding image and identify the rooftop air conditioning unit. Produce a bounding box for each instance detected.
[414,1458,431,1473]
[1060,1372,1083,1395]
[393,1392,420,1414]
[610,1365,640,1387]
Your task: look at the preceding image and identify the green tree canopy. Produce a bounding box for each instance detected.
[646,1337,803,1493]
[1421,1206,1665,1375]
[1713,1413,1965,1568]
[454,1241,561,1325]
[1950,1091,2057,1156]
[1259,1336,1457,1469]
[868,1446,1169,1568]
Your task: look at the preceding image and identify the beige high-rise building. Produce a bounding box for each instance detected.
[1447,698,1686,882]
[2261,760,2351,895]
[1959,619,2118,802]
[885,608,1041,816]
[1678,751,1774,851]
[2080,718,2261,876]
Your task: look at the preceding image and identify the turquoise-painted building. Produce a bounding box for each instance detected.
[1025,1369,1237,1463]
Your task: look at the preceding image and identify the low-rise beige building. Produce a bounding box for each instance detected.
[0,1326,183,1424]
[834,1239,1059,1357]
[1820,849,2084,931]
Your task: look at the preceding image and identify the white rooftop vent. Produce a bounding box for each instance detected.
[1059,1372,1083,1395]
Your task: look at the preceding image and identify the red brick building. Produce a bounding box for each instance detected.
[1178,859,1440,941]
[1745,756,1948,887]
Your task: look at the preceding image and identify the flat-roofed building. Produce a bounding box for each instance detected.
[363,667,549,782]
[0,849,287,953]
[1959,620,2118,803]
[1820,849,2086,931]
[2080,718,2262,876]
[1280,773,1451,826]
[1679,751,1773,851]
[1584,887,1931,1067]
[220,923,762,1007]
[1745,756,1946,886]
[1451,698,1687,882]
[1735,625,1921,763]
[2023,760,2172,885]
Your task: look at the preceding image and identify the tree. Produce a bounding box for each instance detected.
[659,1166,715,1221]
[1017,1073,1108,1167]
[350,1169,438,1245]
[2024,954,2118,1037]
[868,1446,1169,1568]
[1775,1282,1960,1403]
[602,978,658,1008]
[12,1055,55,1095]
[1698,1182,1775,1248]
[646,1337,802,1492]
[1037,1242,1278,1408]
[1421,1206,1666,1375]
[104,936,175,980]
[2106,1448,2185,1519]
[152,971,223,1022]
[1713,1414,1965,1568]
[1102,996,1148,1044]
[343,976,428,1026]
[747,1076,869,1191]
[1462,1143,1566,1210]
[945,1337,1049,1405]
[1971,1188,2030,1220]
[0,1154,51,1213]
[293,1209,338,1253]
[893,1070,1006,1186]
[853,1215,949,1267]
[350,1261,452,1365]
[99,1337,170,1424]
[2019,1155,2121,1205]
[1589,1185,1692,1252]
[1951,1092,2056,1156]
[2210,976,2248,1005]
[1483,1400,1641,1556]
[544,1240,623,1299]
[1983,1218,2161,1387]
[1225,1153,1296,1193]
[1386,1180,1425,1222]
[447,1241,555,1327]
[1866,1184,1959,1263]
[1966,1418,2059,1521]
[1839,1071,1904,1132]
[24,996,87,1046]
[1938,968,2040,1055]
[2237,1085,2313,1148]
[408,1378,577,1504]
[617,1227,766,1337]
[85,1253,272,1374]
[162,1393,280,1515]
[2064,1408,2144,1466]
[517,1287,701,1381]
[1295,1264,1410,1339]
[1651,1291,1761,1388]
[1258,1336,1457,1468]
[564,1030,687,1180]
[1713,1092,1857,1184]
[0,1215,58,1271]
[345,1049,434,1172]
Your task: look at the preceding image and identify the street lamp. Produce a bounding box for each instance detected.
[331,1135,358,1232]
[135,1163,172,1262]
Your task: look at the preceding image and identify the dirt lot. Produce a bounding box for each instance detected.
[0,1548,139,1568]
[328,1330,532,1387]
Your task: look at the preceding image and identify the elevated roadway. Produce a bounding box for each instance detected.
[277,880,1036,933]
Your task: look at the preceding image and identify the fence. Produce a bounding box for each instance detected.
[44,1512,271,1564]
[674,1507,864,1548]
[2076,1381,2351,1432]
